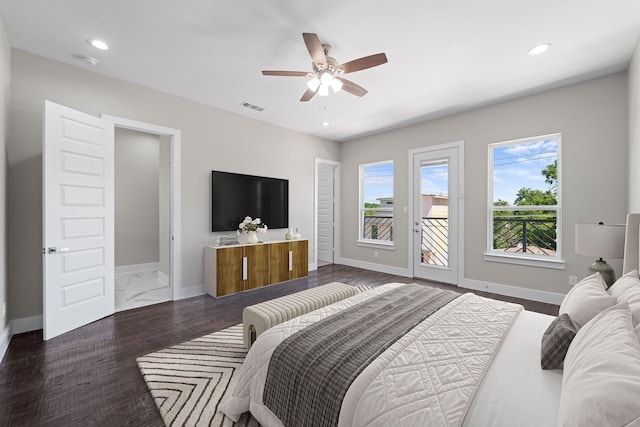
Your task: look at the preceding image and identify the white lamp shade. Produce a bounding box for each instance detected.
[306,76,320,91]
[575,223,625,259]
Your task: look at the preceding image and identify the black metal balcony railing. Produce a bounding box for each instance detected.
[363,211,393,241]
[493,215,557,256]
[421,217,448,267]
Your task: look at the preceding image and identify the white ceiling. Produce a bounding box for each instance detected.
[2,1,640,142]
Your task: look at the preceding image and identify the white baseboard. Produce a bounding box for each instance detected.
[175,284,205,300]
[460,278,565,305]
[115,262,160,275]
[12,314,43,334]
[336,257,412,278]
[0,323,10,364]
[336,258,563,305]
[308,262,318,271]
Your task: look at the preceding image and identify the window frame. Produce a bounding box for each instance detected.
[358,160,394,248]
[485,133,564,269]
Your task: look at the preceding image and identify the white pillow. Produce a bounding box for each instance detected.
[608,269,640,326]
[559,273,617,328]
[558,304,640,427]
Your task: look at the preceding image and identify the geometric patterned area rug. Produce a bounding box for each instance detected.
[137,324,259,427]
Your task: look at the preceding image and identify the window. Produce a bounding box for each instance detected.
[487,134,562,268]
[359,161,394,246]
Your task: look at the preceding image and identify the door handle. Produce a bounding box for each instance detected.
[48,247,69,254]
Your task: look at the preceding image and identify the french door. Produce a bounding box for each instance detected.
[411,144,462,284]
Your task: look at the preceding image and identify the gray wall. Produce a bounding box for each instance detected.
[0,19,8,336]
[341,73,629,294]
[114,128,160,267]
[7,49,340,320]
[630,36,640,212]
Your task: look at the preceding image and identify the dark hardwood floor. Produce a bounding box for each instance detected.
[0,265,559,426]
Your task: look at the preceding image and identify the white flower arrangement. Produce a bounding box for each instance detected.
[238,216,268,233]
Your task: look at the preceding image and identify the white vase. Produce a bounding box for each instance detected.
[285,228,293,240]
[247,230,258,244]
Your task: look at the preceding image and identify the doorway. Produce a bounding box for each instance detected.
[113,128,170,311]
[43,102,181,340]
[103,114,182,304]
[409,142,464,284]
[315,159,340,267]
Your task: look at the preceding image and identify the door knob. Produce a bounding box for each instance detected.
[48,247,69,254]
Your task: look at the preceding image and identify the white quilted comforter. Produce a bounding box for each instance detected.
[219,283,523,427]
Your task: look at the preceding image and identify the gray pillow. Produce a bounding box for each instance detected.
[541,313,577,370]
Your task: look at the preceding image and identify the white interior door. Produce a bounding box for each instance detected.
[412,146,460,284]
[317,163,335,264]
[43,100,115,340]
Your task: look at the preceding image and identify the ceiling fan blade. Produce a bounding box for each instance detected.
[300,88,318,102]
[335,77,368,97]
[339,53,388,74]
[262,70,309,77]
[303,33,326,68]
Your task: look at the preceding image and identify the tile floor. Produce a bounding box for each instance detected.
[115,269,171,312]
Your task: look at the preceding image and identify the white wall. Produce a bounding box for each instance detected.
[341,73,629,295]
[7,49,340,320]
[0,17,9,356]
[629,36,640,212]
[114,128,160,267]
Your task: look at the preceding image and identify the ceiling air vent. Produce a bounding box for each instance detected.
[240,101,264,112]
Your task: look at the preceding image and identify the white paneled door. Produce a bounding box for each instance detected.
[317,163,335,264]
[43,101,115,340]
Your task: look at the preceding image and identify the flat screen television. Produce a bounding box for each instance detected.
[211,171,289,232]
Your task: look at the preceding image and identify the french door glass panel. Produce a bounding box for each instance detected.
[420,160,449,268]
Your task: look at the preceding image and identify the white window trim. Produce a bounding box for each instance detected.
[359,160,394,247]
[486,133,563,269]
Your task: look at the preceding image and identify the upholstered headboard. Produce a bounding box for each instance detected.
[622,213,640,274]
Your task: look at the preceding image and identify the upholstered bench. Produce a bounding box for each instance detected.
[243,282,370,349]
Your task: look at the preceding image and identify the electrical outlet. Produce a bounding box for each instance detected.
[374,251,379,258]
[568,275,578,286]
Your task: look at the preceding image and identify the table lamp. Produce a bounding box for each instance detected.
[575,222,625,287]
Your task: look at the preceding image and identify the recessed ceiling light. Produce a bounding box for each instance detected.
[321,121,330,127]
[528,43,551,56]
[88,39,109,50]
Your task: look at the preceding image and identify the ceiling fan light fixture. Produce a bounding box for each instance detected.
[307,76,320,91]
[320,71,333,86]
[331,78,343,93]
[318,84,329,97]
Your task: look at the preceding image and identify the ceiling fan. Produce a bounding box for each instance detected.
[262,33,388,102]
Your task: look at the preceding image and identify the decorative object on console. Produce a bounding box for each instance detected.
[294,228,301,239]
[217,235,239,246]
[285,228,294,240]
[239,216,267,244]
[575,221,625,287]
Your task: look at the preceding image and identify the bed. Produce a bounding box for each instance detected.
[220,214,640,427]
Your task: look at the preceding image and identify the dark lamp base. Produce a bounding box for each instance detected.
[588,258,616,288]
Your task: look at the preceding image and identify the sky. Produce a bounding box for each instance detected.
[362,162,394,204]
[492,137,558,204]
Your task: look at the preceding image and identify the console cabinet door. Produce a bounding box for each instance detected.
[291,240,309,279]
[246,244,269,290]
[269,242,290,284]
[216,246,245,296]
